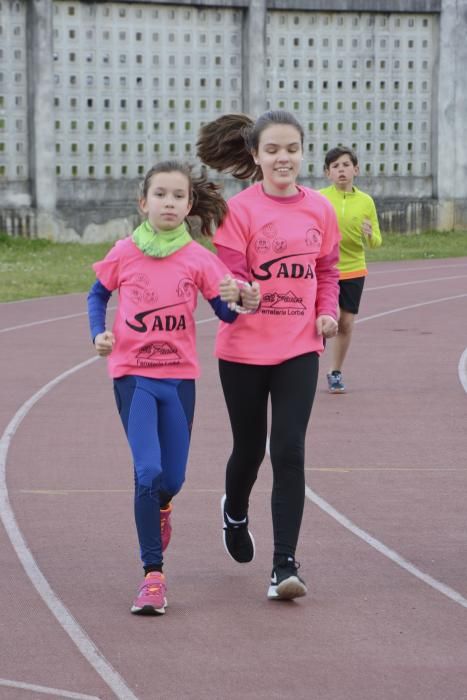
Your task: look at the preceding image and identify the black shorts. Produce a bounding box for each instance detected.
[339,277,365,314]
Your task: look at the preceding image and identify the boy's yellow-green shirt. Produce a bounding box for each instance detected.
[319,184,382,279]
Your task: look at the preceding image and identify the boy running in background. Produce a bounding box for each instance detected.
[320,146,382,393]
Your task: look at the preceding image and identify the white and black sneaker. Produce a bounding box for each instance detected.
[221,494,255,563]
[267,556,307,600]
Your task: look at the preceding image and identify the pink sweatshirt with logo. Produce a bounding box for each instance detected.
[214,183,340,365]
[93,238,232,379]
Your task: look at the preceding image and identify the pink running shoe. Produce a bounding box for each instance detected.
[160,503,173,552]
[131,572,167,615]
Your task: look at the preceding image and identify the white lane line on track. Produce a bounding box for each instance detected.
[0,312,92,334]
[355,293,467,325]
[369,262,467,275]
[0,678,100,699]
[2,266,466,334]
[458,348,467,394]
[2,288,467,697]
[0,311,219,697]
[0,356,139,700]
[0,306,117,334]
[1,308,208,334]
[266,292,467,608]
[365,274,467,292]
[0,292,85,305]
[266,441,467,610]
[304,486,467,609]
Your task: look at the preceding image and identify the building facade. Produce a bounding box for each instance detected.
[0,0,466,239]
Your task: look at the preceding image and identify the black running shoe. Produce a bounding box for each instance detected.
[221,494,255,563]
[267,556,307,600]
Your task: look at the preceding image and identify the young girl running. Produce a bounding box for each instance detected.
[87,161,260,616]
[197,111,340,601]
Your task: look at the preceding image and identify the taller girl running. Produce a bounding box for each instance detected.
[197,111,340,601]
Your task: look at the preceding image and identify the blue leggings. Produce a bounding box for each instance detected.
[113,375,195,568]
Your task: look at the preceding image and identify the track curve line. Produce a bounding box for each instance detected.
[369,261,467,275]
[305,292,467,608]
[365,275,467,292]
[306,293,467,608]
[0,305,117,335]
[0,356,139,700]
[2,290,467,698]
[458,348,467,394]
[0,678,100,699]
[355,293,467,325]
[305,487,467,609]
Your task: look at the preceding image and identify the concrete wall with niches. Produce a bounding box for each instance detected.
[0,0,466,239]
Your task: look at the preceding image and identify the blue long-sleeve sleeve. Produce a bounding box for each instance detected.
[87,279,112,342]
[208,295,237,323]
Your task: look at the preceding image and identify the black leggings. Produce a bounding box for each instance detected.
[219,352,319,561]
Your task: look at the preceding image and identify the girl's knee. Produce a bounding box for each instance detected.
[162,474,185,496]
[232,448,265,471]
[270,441,304,471]
[135,463,162,489]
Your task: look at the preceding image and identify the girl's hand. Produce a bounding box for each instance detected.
[240,281,261,311]
[219,275,240,304]
[316,315,338,339]
[94,330,115,356]
[362,218,373,239]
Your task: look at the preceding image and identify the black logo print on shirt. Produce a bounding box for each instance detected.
[260,289,307,317]
[251,253,314,281]
[125,302,186,333]
[136,341,181,367]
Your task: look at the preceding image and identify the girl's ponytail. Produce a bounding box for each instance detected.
[196,114,262,181]
[190,172,228,236]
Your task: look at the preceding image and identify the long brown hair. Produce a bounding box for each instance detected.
[196,110,305,181]
[140,161,227,236]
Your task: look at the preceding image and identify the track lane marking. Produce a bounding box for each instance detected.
[355,293,467,325]
[369,261,467,275]
[365,274,467,292]
[0,313,235,697]
[266,292,467,608]
[0,357,138,700]
[1,269,466,333]
[305,467,466,472]
[1,280,467,700]
[16,465,467,496]
[458,348,467,394]
[0,305,117,334]
[0,678,100,699]
[305,486,467,609]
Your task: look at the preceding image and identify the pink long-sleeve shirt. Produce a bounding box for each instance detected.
[214,183,340,365]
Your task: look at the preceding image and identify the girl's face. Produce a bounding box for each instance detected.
[325,154,359,192]
[252,124,303,197]
[140,171,192,231]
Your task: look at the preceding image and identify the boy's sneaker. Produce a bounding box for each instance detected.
[327,370,345,394]
[221,494,255,563]
[267,556,307,600]
[160,503,172,552]
[131,572,167,615]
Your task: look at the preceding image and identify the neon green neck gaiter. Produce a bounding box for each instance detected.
[132,220,192,258]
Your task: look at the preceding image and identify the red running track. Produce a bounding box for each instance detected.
[0,258,467,700]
